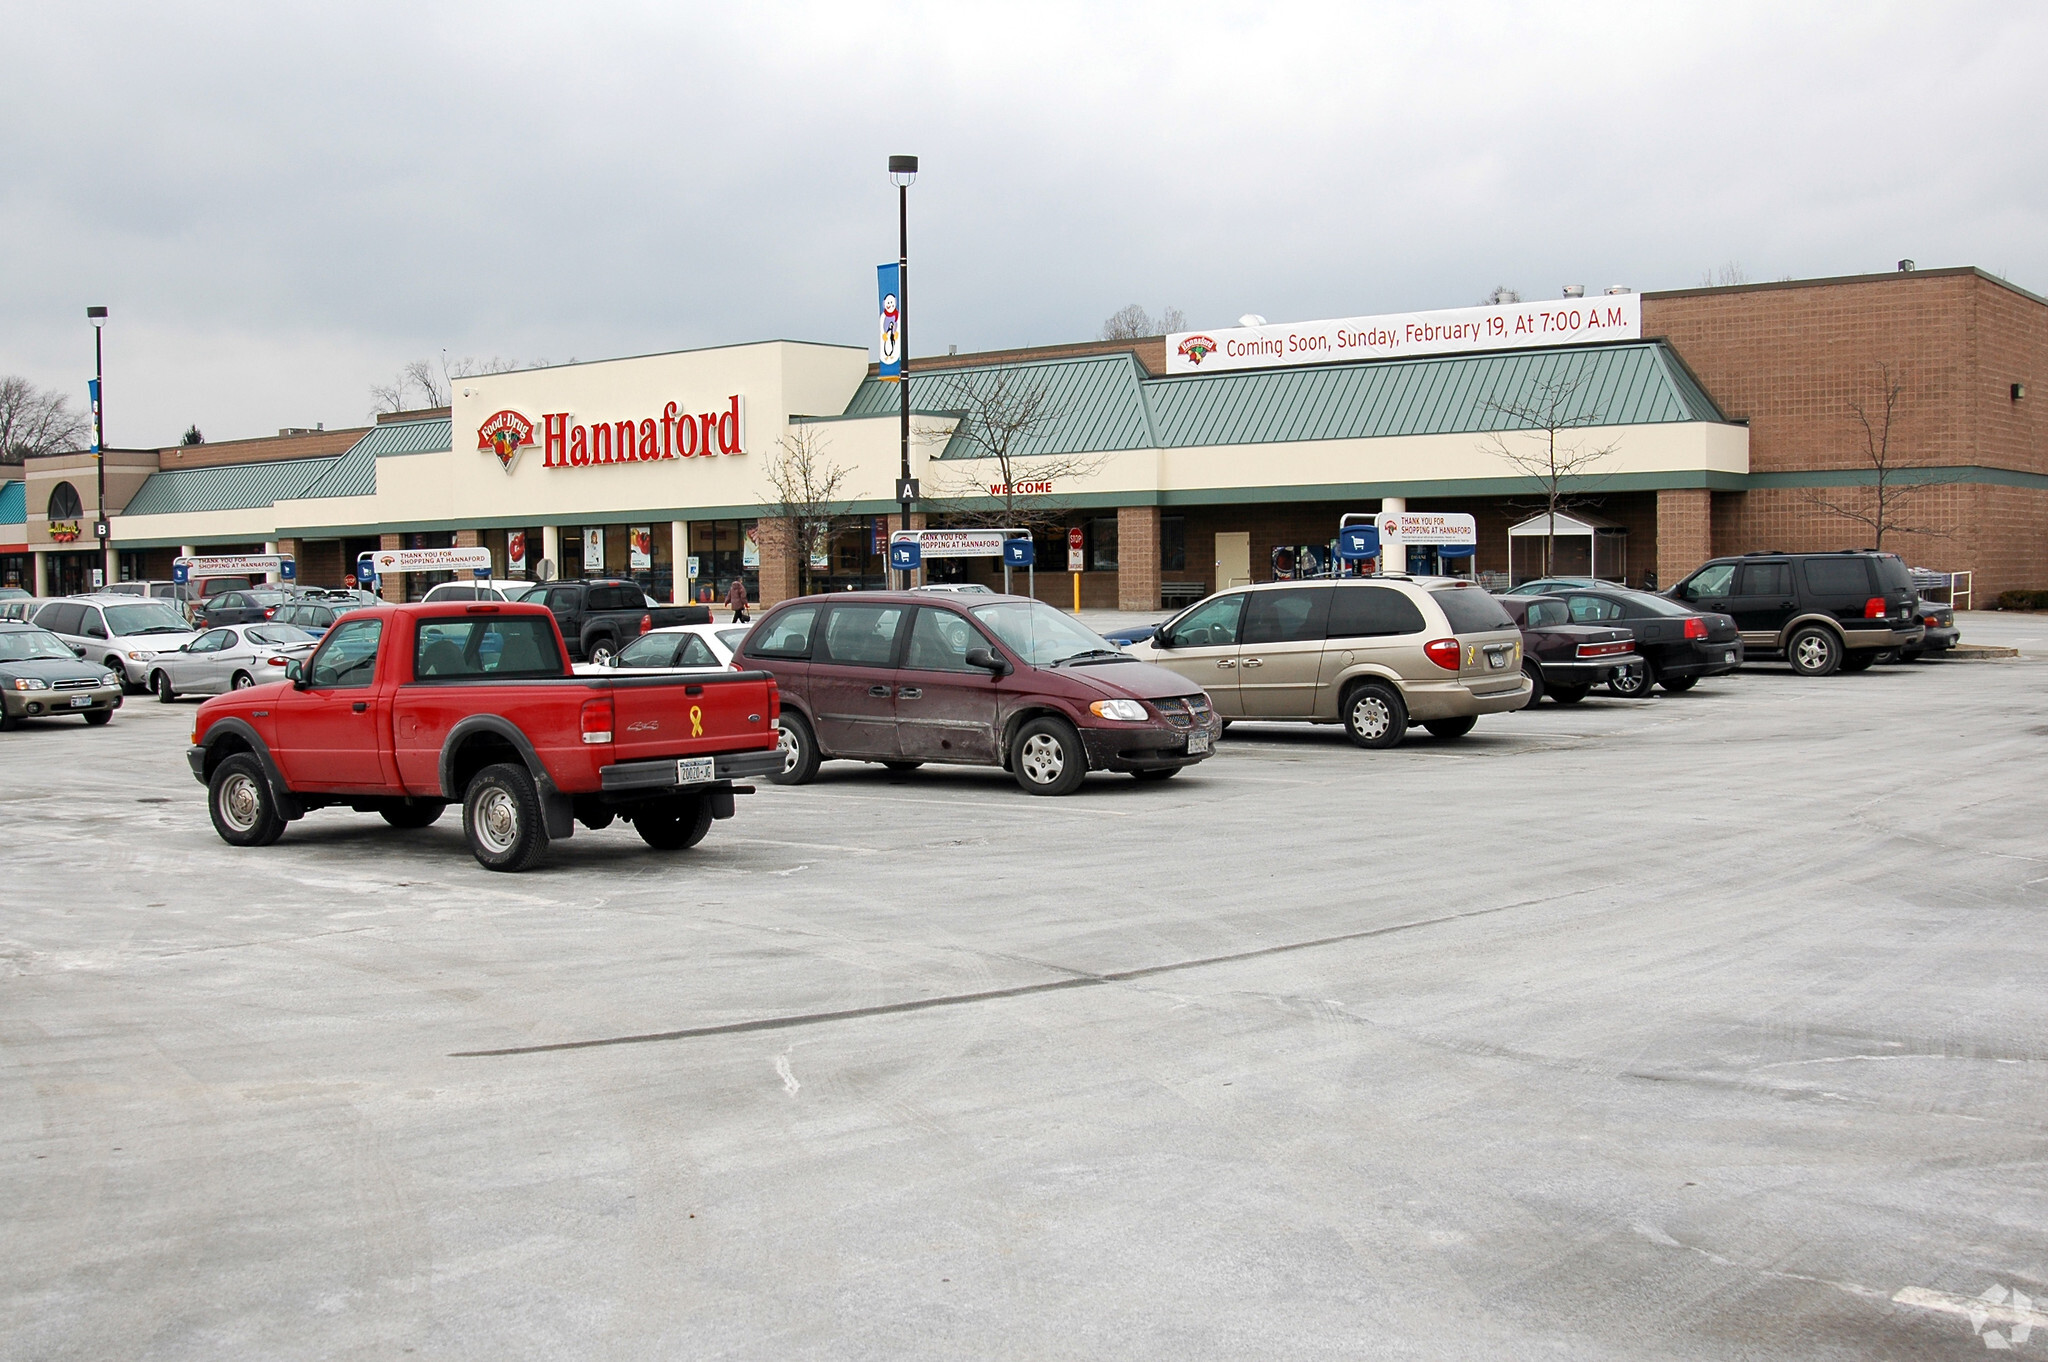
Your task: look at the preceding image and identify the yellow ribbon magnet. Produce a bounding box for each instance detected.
[689,704,703,737]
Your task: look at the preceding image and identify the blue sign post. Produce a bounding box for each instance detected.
[888,538,922,572]
[1337,524,1381,562]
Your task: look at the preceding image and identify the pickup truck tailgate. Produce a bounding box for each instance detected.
[606,672,779,763]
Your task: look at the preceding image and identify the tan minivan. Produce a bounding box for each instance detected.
[1125,577,1530,747]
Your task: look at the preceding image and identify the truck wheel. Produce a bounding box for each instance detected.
[1013,716,1087,795]
[209,752,287,848]
[1341,681,1406,749]
[380,800,446,829]
[1839,651,1877,673]
[463,763,550,872]
[1787,626,1841,677]
[1423,716,1476,739]
[633,795,713,850]
[1519,661,1545,708]
[770,714,820,785]
[153,671,177,703]
[1659,675,1698,693]
[586,637,617,666]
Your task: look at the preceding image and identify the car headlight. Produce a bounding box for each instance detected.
[101,672,120,687]
[1089,699,1150,722]
[12,677,49,691]
[126,650,153,661]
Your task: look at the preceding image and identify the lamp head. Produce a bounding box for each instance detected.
[888,154,919,186]
[86,306,108,326]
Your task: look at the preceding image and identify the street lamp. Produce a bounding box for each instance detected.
[889,155,917,588]
[87,306,109,587]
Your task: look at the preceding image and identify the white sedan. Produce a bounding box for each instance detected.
[572,622,752,675]
[148,623,320,700]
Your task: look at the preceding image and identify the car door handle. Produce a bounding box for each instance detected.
[898,687,922,700]
[352,701,368,713]
[1240,657,1263,668]
[868,684,892,697]
[1217,659,1236,669]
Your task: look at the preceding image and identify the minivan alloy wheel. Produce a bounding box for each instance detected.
[1019,733,1065,783]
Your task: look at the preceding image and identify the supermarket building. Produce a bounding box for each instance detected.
[4,265,2041,606]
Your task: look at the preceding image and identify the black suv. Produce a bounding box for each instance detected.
[1669,551,1924,676]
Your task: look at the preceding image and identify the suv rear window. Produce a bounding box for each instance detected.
[1874,556,1913,593]
[1430,587,1513,634]
[1801,558,1873,596]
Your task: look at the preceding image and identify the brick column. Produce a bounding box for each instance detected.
[273,538,298,585]
[1116,505,1160,610]
[1656,488,1712,589]
[755,517,801,608]
[377,532,402,602]
[454,528,482,548]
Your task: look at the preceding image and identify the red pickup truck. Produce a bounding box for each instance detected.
[185,602,784,871]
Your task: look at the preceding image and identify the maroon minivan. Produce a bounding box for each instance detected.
[739,592,1222,795]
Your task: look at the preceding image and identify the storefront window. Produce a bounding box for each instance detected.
[689,519,758,605]
[1088,517,1118,571]
[1161,516,1186,571]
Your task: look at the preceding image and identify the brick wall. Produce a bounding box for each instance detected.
[755,518,800,607]
[1655,490,1711,586]
[1116,505,1160,609]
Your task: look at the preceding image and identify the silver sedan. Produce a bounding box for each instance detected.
[148,623,320,700]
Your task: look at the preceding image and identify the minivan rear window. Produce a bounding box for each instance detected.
[1327,585,1425,638]
[1430,587,1514,634]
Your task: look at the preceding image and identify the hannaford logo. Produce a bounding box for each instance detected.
[476,410,536,471]
[1177,335,1217,365]
[542,396,746,469]
[48,521,81,543]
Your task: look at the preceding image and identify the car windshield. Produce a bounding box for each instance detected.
[1610,589,1695,618]
[104,603,191,635]
[0,629,77,661]
[970,600,1121,666]
[246,624,316,645]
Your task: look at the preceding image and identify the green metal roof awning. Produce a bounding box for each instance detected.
[0,479,24,528]
[120,456,341,516]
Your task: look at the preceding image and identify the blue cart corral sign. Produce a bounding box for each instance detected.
[888,538,922,570]
[1337,525,1380,561]
[1003,538,1035,566]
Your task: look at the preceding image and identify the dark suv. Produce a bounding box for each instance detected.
[1669,551,1924,676]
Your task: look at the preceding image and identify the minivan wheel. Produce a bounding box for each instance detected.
[462,762,550,872]
[209,752,286,848]
[1013,716,1087,795]
[1423,716,1476,740]
[1341,681,1406,750]
[1787,625,1842,677]
[770,714,821,785]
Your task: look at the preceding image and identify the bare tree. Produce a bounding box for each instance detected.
[1801,362,1951,550]
[0,375,90,465]
[1099,304,1188,340]
[1700,261,1748,287]
[758,424,861,597]
[1479,285,1522,306]
[920,367,1107,533]
[1480,375,1621,576]
[370,354,522,415]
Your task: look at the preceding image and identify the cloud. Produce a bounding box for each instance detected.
[2,1,2042,444]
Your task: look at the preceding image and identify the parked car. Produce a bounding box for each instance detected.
[526,578,712,663]
[1100,623,1160,646]
[32,595,200,692]
[270,598,379,638]
[422,580,530,603]
[0,622,124,729]
[909,582,996,595]
[1495,595,1639,704]
[1667,551,1923,676]
[0,587,30,601]
[0,596,54,622]
[191,587,303,628]
[575,622,751,675]
[185,602,784,871]
[1125,577,1529,746]
[147,623,320,700]
[1536,587,1741,696]
[740,592,1220,794]
[1500,576,1615,596]
[1898,600,1958,660]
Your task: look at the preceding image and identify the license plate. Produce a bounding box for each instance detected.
[70,696,93,708]
[1186,730,1211,756]
[1723,650,1735,662]
[676,757,716,785]
[1485,647,1509,669]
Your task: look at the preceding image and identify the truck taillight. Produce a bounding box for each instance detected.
[1423,637,1461,671]
[1683,617,1708,640]
[639,613,652,635]
[1863,596,1886,618]
[580,697,614,745]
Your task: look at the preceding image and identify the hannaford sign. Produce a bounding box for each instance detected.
[1377,512,1477,545]
[1167,294,1642,375]
[370,547,494,575]
[476,398,748,473]
[890,529,1017,558]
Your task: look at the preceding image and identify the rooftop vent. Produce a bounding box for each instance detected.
[1605,286,1633,295]
[1898,259,1916,272]
[1561,285,1586,298]
[1238,313,1267,327]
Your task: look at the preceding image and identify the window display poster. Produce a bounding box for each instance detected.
[809,528,830,570]
[507,531,527,575]
[583,527,604,569]
[630,526,652,571]
[742,524,761,569]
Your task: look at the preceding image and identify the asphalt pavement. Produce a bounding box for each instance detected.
[2,632,2045,1359]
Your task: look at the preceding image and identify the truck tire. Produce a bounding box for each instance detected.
[1341,680,1406,749]
[380,800,446,829]
[1787,625,1841,677]
[1547,684,1589,705]
[770,713,821,785]
[586,636,618,666]
[633,794,713,850]
[463,762,550,872]
[1839,650,1877,673]
[1012,716,1088,795]
[209,752,287,848]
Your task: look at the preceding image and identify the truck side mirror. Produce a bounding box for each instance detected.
[286,659,306,687]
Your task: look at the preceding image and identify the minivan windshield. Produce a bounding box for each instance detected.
[970,600,1124,667]
[103,602,191,635]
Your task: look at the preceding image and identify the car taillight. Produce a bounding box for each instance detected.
[1683,617,1708,640]
[263,607,276,619]
[1423,637,1461,671]
[1863,596,1886,619]
[267,656,287,666]
[1576,641,1633,657]
[580,697,614,745]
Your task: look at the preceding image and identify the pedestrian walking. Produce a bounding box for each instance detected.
[726,576,749,624]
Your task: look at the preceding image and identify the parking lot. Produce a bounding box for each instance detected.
[3,615,2045,1360]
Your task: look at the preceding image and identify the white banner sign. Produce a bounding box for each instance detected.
[1167,294,1641,375]
[1377,512,1476,545]
[891,529,1014,559]
[176,553,293,576]
[369,547,494,575]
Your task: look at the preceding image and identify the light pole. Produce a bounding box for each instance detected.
[87,305,109,587]
[889,154,917,588]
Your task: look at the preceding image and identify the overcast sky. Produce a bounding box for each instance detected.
[4,1,2043,447]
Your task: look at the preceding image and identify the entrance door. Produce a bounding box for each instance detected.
[894,607,1000,764]
[1214,533,1251,589]
[806,602,907,759]
[1237,586,1333,717]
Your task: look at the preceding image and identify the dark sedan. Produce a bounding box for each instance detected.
[192,588,298,628]
[1548,587,1742,696]
[1900,600,1958,660]
[1496,594,1639,704]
